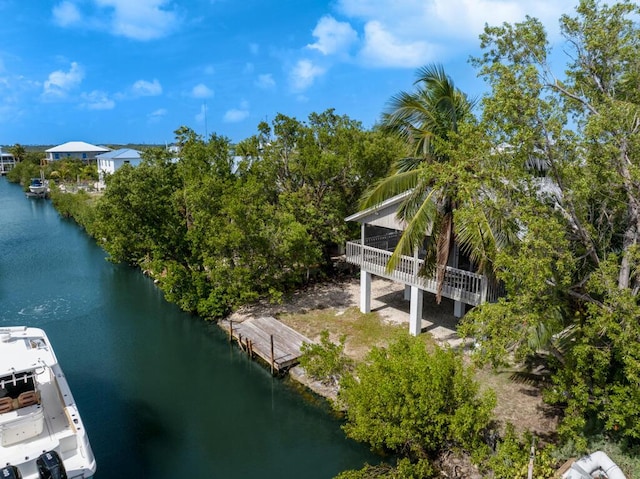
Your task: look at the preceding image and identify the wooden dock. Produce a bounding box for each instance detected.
[219,316,312,373]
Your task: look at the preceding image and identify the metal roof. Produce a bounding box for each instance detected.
[45,141,111,153]
[345,191,413,231]
[96,148,142,160]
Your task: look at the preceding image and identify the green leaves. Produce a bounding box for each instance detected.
[337,336,495,460]
[461,0,640,445]
[299,330,353,386]
[85,109,394,318]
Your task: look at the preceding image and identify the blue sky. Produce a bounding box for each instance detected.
[0,0,577,146]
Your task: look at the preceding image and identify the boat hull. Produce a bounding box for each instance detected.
[0,327,96,479]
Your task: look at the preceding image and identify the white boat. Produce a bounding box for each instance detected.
[28,178,47,195]
[0,327,96,479]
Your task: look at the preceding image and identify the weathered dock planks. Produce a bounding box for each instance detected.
[219,316,312,373]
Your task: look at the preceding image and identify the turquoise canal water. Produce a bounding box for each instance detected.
[0,177,378,478]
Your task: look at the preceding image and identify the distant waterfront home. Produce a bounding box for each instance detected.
[45,141,111,163]
[96,148,143,187]
[345,192,501,336]
[0,149,16,175]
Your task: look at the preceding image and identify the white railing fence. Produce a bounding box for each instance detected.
[346,240,499,306]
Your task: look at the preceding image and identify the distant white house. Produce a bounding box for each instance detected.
[45,141,111,163]
[96,148,143,188]
[0,148,16,175]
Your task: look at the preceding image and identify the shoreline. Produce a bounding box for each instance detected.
[222,276,559,440]
[222,276,460,400]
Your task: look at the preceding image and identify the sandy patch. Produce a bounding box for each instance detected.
[228,276,558,439]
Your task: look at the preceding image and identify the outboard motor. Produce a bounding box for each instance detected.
[36,451,67,479]
[0,465,22,479]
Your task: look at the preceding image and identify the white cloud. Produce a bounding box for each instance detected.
[289,60,325,92]
[52,1,82,27]
[249,43,259,55]
[191,83,214,99]
[195,103,207,124]
[331,0,571,68]
[360,21,435,68]
[255,74,275,90]
[337,0,566,37]
[94,0,179,40]
[43,62,84,99]
[148,108,167,122]
[307,15,357,56]
[426,0,537,38]
[52,0,178,40]
[81,90,115,110]
[132,79,162,96]
[223,101,250,123]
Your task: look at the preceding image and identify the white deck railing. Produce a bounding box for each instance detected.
[346,240,498,306]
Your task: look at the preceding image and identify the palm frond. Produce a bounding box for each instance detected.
[395,183,433,222]
[455,197,521,277]
[386,192,438,272]
[381,63,475,159]
[359,169,421,210]
[395,156,426,173]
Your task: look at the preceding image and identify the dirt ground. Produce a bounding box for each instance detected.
[228,276,559,440]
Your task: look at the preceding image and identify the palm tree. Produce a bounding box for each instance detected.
[9,143,26,162]
[362,64,510,302]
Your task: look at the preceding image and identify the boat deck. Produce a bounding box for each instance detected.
[1,374,78,473]
[0,327,95,478]
[219,316,312,373]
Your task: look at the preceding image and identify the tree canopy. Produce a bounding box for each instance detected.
[89,111,400,318]
[456,0,640,446]
[337,337,495,475]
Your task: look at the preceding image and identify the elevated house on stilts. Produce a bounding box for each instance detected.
[345,192,502,336]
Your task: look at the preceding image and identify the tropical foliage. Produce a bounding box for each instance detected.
[361,64,517,301]
[336,336,495,475]
[457,0,640,447]
[24,1,640,474]
[86,110,401,318]
[299,330,353,386]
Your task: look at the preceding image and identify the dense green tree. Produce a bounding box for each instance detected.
[5,149,45,187]
[337,336,495,466]
[458,0,640,445]
[243,109,401,270]
[88,114,394,318]
[92,159,185,266]
[6,159,41,187]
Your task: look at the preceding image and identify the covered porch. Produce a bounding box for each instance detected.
[345,193,500,336]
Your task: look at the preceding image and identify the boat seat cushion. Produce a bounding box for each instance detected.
[0,397,12,413]
[17,391,39,408]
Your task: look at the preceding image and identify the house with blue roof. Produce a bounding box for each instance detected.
[96,148,143,188]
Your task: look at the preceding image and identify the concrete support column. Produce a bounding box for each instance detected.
[360,270,371,314]
[454,300,464,318]
[404,284,411,301]
[409,286,423,336]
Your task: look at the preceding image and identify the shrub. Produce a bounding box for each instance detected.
[337,335,496,461]
[299,330,353,386]
[486,424,557,478]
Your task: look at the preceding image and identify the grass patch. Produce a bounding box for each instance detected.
[278,306,433,362]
